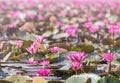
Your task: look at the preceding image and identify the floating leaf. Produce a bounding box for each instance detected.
[22,40,33,50]
[82,45,95,53]
[65,73,100,83]
[48,80,64,83]
[97,76,120,83]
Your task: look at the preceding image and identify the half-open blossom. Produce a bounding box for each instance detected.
[16,41,23,49]
[26,43,38,55]
[36,36,46,43]
[66,26,78,36]
[37,69,51,76]
[67,52,87,62]
[103,53,115,62]
[40,60,50,66]
[71,62,82,71]
[50,47,60,53]
[8,24,16,28]
[56,21,64,27]
[27,61,38,65]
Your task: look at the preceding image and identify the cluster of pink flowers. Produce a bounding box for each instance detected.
[26,43,38,55]
[50,47,60,53]
[103,53,115,62]
[37,69,51,76]
[66,26,78,36]
[67,52,87,71]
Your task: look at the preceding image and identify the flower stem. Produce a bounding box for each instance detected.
[107,62,111,72]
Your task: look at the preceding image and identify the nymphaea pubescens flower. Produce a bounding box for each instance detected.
[26,42,38,55]
[56,21,64,27]
[36,35,46,44]
[27,61,38,65]
[66,52,87,74]
[16,41,23,49]
[72,62,82,73]
[103,53,115,72]
[38,15,44,21]
[37,69,51,76]
[40,60,50,66]
[50,46,60,53]
[66,26,78,36]
[8,24,16,28]
[67,52,87,62]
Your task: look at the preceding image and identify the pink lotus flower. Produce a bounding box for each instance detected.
[16,41,23,49]
[103,19,109,24]
[27,14,36,20]
[8,24,16,28]
[103,53,115,62]
[108,25,116,34]
[97,13,103,18]
[89,27,97,33]
[83,22,93,28]
[26,43,38,55]
[87,16,93,21]
[50,47,60,53]
[67,52,87,62]
[38,15,44,21]
[72,62,82,71]
[27,61,38,65]
[56,21,64,27]
[66,26,78,36]
[36,36,46,43]
[9,11,20,19]
[40,60,50,66]
[37,69,51,76]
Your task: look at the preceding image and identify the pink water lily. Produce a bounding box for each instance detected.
[16,41,23,49]
[56,21,64,27]
[66,26,78,36]
[108,25,116,34]
[36,35,46,43]
[103,53,115,62]
[37,69,51,76]
[50,47,60,53]
[89,27,97,33]
[97,13,103,18]
[40,60,50,66]
[27,61,38,65]
[72,62,82,71]
[83,22,93,28]
[9,11,20,19]
[26,43,38,55]
[27,14,36,20]
[67,52,87,62]
[8,24,16,28]
[38,15,44,21]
